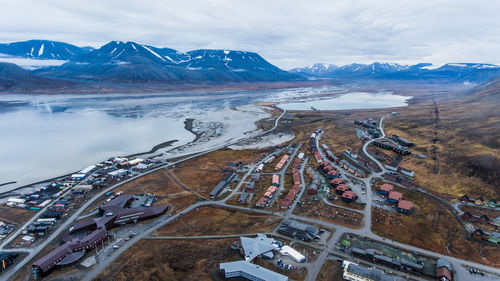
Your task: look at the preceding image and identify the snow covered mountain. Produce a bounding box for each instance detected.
[37,41,302,83]
[0,40,91,60]
[294,61,500,83]
[289,63,338,76]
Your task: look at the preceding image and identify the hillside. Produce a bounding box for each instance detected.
[0,62,70,92]
[0,40,91,60]
[36,41,303,83]
[384,76,500,199]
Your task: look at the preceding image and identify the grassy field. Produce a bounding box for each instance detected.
[95,238,241,281]
[153,206,281,237]
[316,259,344,281]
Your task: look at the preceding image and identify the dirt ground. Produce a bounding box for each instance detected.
[0,205,35,225]
[95,238,242,281]
[316,259,344,281]
[169,167,226,198]
[82,169,198,216]
[154,206,282,237]
[293,196,363,228]
[173,148,260,171]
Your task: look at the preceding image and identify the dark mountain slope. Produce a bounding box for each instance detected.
[0,40,91,60]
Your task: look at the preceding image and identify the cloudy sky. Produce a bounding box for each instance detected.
[1,0,499,69]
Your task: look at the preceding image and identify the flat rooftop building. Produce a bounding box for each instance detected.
[220,260,288,281]
[278,219,319,241]
[343,261,396,281]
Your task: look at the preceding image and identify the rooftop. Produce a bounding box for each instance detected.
[240,234,278,261]
[342,191,357,199]
[398,200,413,210]
[380,183,394,192]
[220,260,288,281]
[344,261,396,281]
[388,191,403,201]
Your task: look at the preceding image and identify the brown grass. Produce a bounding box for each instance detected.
[0,205,35,225]
[95,238,241,281]
[153,206,281,237]
[317,259,344,281]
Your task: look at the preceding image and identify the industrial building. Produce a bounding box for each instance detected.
[32,196,167,278]
[219,260,288,281]
[351,248,424,273]
[342,260,396,281]
[278,219,319,242]
[210,173,236,198]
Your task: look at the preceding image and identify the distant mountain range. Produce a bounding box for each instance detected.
[2,40,500,93]
[0,40,302,90]
[290,62,500,83]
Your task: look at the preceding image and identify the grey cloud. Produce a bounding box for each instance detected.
[0,0,499,69]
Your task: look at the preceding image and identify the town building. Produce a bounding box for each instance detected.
[240,234,279,262]
[388,191,403,203]
[378,184,393,195]
[219,260,288,281]
[342,191,357,203]
[397,200,413,214]
[436,258,453,281]
[278,219,319,242]
[342,260,396,281]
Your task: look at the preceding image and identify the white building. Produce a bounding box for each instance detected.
[79,165,96,174]
[107,169,128,178]
[279,245,305,263]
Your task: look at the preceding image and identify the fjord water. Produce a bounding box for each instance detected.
[279,92,410,111]
[0,87,409,192]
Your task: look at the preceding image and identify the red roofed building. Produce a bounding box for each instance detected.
[388,191,403,203]
[330,178,344,187]
[342,191,357,203]
[379,183,394,195]
[436,267,452,281]
[326,170,340,179]
[335,184,351,195]
[397,200,413,214]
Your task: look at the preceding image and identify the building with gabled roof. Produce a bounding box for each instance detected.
[379,183,393,195]
[397,200,413,214]
[388,191,403,203]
